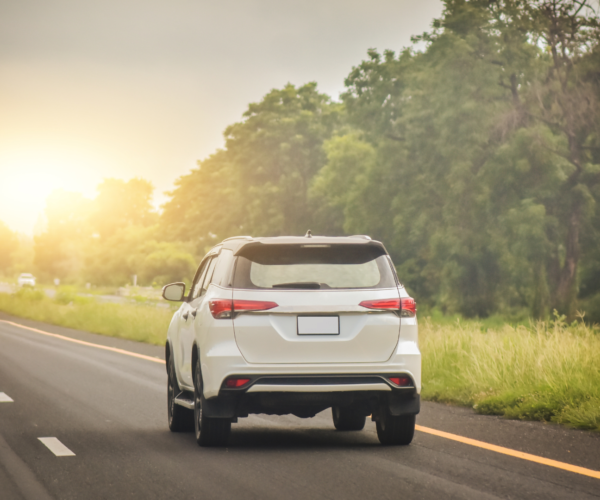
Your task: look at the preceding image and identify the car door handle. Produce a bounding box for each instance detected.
[182,312,189,321]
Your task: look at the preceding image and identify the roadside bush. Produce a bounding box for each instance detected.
[54,286,78,305]
[53,286,93,305]
[15,287,45,301]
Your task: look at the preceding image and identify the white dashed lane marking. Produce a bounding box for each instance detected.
[38,438,75,457]
[0,392,14,402]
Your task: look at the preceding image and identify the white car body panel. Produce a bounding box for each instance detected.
[231,288,401,364]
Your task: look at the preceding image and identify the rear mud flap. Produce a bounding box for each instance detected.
[388,393,420,416]
[202,393,239,419]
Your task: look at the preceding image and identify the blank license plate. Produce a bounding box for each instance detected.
[297,316,339,335]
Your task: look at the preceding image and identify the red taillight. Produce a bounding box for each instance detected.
[225,377,251,388]
[400,297,416,317]
[209,299,278,319]
[359,298,401,310]
[209,299,233,319]
[233,300,278,312]
[389,376,412,387]
[358,297,416,317]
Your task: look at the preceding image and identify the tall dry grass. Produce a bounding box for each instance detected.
[420,314,600,431]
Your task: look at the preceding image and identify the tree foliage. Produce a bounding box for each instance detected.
[84,225,196,287]
[331,0,600,318]
[33,183,193,287]
[161,83,341,248]
[90,178,157,238]
[14,1,600,319]
[34,190,92,281]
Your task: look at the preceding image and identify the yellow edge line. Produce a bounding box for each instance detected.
[0,320,165,365]
[415,425,600,480]
[3,319,599,479]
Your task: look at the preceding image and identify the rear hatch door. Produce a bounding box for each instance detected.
[231,242,400,364]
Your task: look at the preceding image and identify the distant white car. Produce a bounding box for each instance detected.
[17,273,36,288]
[162,234,420,447]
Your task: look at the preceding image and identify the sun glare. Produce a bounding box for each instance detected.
[0,150,101,234]
[6,171,64,201]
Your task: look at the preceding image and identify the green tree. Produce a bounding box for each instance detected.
[85,224,196,287]
[310,133,377,235]
[90,178,157,239]
[162,83,341,244]
[160,149,242,251]
[516,0,600,316]
[336,0,600,318]
[138,241,197,286]
[34,190,92,281]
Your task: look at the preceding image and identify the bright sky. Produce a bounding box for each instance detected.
[0,0,443,235]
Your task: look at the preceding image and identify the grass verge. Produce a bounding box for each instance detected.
[420,314,600,431]
[0,289,172,345]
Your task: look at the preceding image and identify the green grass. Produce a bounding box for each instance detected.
[0,288,173,346]
[420,314,600,431]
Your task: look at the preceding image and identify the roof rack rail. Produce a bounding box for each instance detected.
[350,235,372,240]
[222,236,254,242]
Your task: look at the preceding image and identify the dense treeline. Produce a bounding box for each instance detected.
[2,0,599,321]
[1,180,196,287]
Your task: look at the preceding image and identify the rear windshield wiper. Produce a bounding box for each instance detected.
[271,282,321,289]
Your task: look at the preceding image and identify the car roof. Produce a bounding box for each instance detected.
[217,234,387,255]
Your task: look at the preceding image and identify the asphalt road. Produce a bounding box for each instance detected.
[0,313,599,500]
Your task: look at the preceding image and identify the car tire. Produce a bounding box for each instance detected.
[332,406,366,431]
[167,355,194,432]
[376,413,415,445]
[194,357,231,447]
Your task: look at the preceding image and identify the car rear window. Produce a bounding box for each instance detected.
[233,244,396,290]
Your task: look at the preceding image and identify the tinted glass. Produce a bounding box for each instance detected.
[233,244,396,290]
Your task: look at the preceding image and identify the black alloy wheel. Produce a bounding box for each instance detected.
[376,412,415,445]
[332,406,366,431]
[194,357,231,447]
[167,356,194,432]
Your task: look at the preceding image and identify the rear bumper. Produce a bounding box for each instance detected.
[247,383,392,393]
[202,388,420,420]
[224,374,415,393]
[195,318,421,421]
[199,319,420,401]
[201,352,421,399]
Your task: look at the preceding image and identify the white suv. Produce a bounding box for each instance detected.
[17,273,36,288]
[162,234,420,447]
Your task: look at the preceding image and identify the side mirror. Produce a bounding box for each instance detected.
[162,282,186,302]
